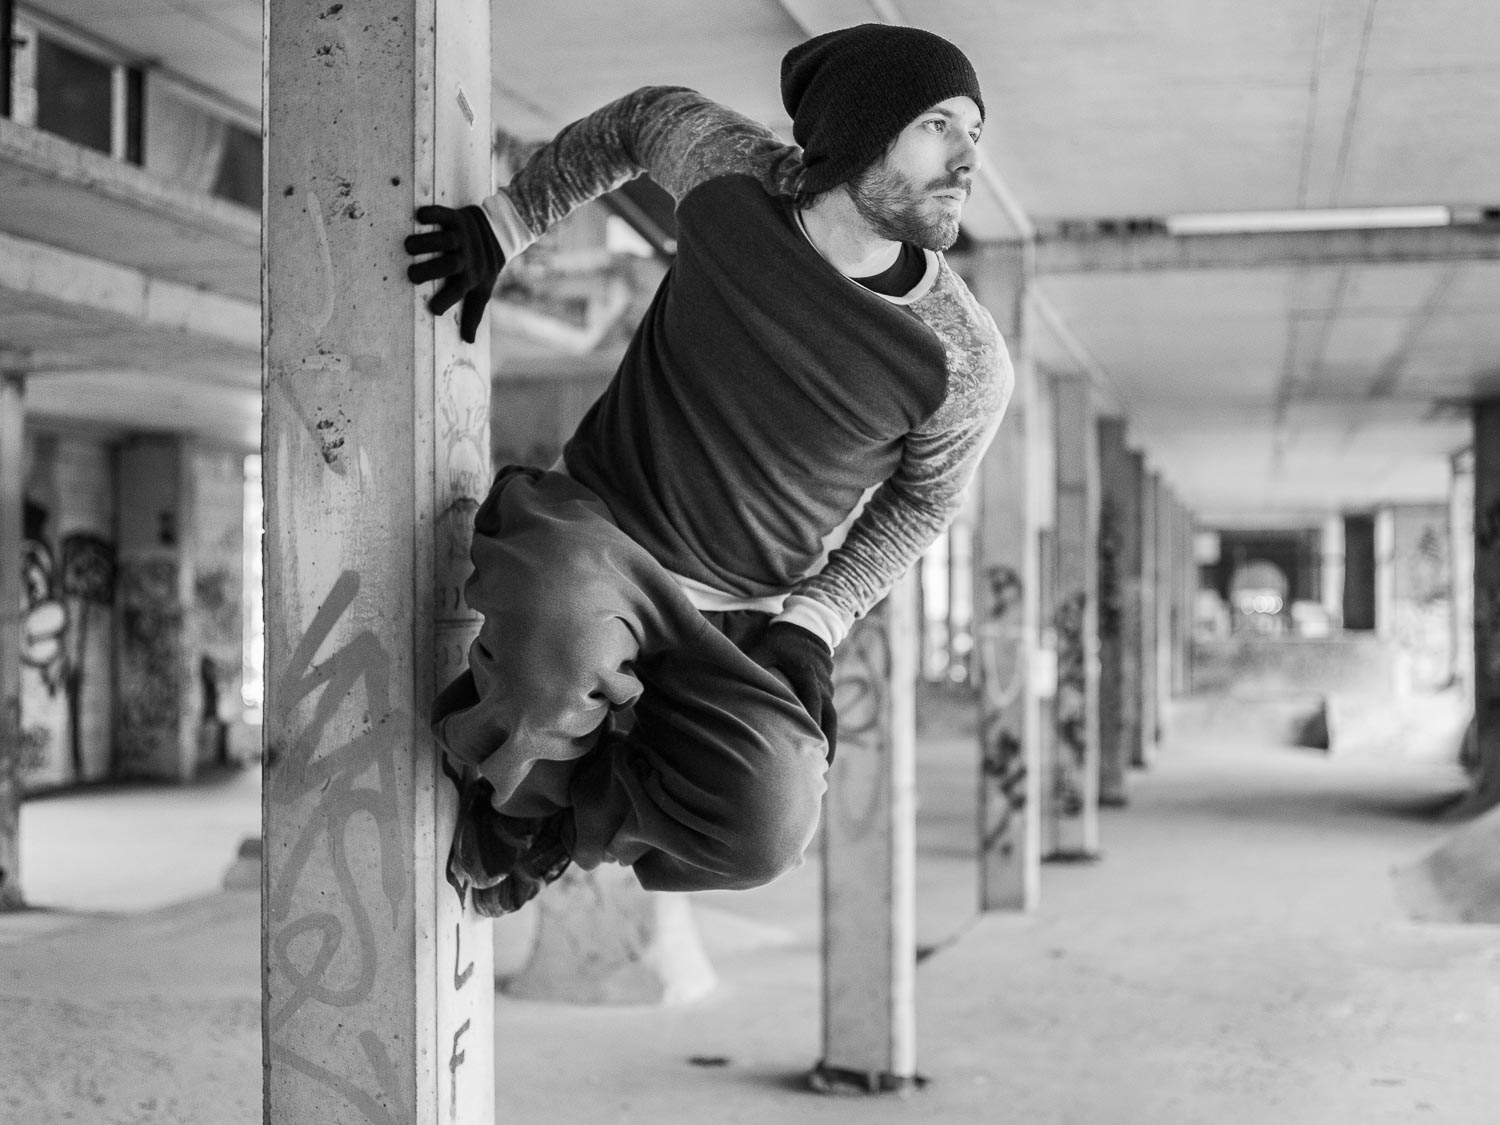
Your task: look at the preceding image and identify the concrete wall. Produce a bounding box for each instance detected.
[18,428,117,789]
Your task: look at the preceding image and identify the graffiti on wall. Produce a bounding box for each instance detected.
[116,559,184,775]
[1396,518,1453,693]
[978,564,1027,865]
[19,499,117,780]
[268,570,482,1123]
[1053,589,1088,819]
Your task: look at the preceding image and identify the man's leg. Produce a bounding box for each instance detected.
[569,610,829,892]
[434,467,827,897]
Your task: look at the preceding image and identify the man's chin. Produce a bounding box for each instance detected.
[914,217,961,252]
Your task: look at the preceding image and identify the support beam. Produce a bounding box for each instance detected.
[0,370,24,908]
[815,575,919,1093]
[970,242,1041,912]
[1469,402,1500,813]
[1452,451,1475,739]
[1137,468,1159,768]
[1097,421,1141,807]
[1032,223,1500,275]
[1321,515,1346,631]
[1153,476,1174,748]
[263,1,494,1121]
[1046,373,1100,859]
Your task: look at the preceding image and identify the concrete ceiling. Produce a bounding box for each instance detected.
[6,0,1499,520]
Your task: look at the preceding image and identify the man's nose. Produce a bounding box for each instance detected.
[949,132,982,175]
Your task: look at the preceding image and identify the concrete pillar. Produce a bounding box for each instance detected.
[1343,513,1378,630]
[1154,478,1174,741]
[1388,503,1453,694]
[1321,515,1346,630]
[814,575,919,1093]
[0,371,25,907]
[1177,497,1196,694]
[1046,373,1100,860]
[263,1,495,1121]
[1374,506,1397,641]
[1137,468,1159,766]
[115,436,195,780]
[1470,402,1500,811]
[970,242,1041,912]
[1096,420,1141,806]
[1452,451,1475,720]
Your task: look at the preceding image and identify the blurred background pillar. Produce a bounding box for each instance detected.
[1096,419,1142,807]
[1469,402,1500,812]
[1137,467,1160,768]
[815,576,920,1092]
[0,369,24,908]
[1046,372,1100,859]
[970,241,1042,912]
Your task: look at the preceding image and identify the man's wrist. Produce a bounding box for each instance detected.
[773,595,844,650]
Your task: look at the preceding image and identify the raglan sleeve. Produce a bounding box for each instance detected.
[478,86,801,261]
[777,300,1014,649]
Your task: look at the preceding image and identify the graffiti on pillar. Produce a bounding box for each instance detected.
[1053,590,1088,817]
[978,564,1026,860]
[116,559,184,775]
[266,570,411,1125]
[19,498,117,781]
[1395,520,1453,692]
[1097,498,1121,644]
[829,609,891,832]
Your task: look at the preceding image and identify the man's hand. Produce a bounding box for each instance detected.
[747,622,838,762]
[404,204,505,344]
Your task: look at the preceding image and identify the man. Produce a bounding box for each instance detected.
[406,23,1012,916]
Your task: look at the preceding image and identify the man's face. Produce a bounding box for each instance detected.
[846,95,984,251]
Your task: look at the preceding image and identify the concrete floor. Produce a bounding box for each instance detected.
[2,709,1497,1124]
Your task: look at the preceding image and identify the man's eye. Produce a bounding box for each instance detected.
[969,130,982,143]
[925,119,946,133]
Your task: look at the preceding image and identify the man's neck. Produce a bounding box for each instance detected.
[798,187,901,278]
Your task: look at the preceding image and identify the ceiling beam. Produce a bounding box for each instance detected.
[0,228,260,358]
[1032,223,1500,274]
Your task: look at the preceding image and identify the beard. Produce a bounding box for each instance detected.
[846,161,970,251]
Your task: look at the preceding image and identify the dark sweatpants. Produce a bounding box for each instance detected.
[432,466,828,893]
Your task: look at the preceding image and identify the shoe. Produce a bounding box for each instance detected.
[446,775,572,917]
[470,816,572,917]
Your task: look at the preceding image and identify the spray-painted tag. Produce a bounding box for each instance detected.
[455,84,474,128]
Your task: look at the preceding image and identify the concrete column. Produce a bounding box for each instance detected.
[815,575,919,1093]
[1178,497,1196,694]
[115,436,195,781]
[1154,478,1174,742]
[1452,452,1475,722]
[0,371,25,907]
[263,1,494,1121]
[1471,402,1500,811]
[1388,503,1453,694]
[1374,506,1397,640]
[1137,468,1159,766]
[970,242,1042,912]
[1321,515,1346,631]
[1096,420,1141,807]
[1046,373,1100,859]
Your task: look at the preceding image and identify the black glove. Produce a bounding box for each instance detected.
[405,204,505,343]
[747,622,838,762]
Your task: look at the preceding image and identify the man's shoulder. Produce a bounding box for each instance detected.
[912,263,1012,422]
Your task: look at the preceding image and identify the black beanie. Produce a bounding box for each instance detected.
[780,23,984,195]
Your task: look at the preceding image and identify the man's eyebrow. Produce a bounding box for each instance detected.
[924,105,982,125]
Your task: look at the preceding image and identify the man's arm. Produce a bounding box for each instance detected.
[783,328,1014,646]
[407,86,799,339]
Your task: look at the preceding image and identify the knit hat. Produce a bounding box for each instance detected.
[780,23,984,195]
